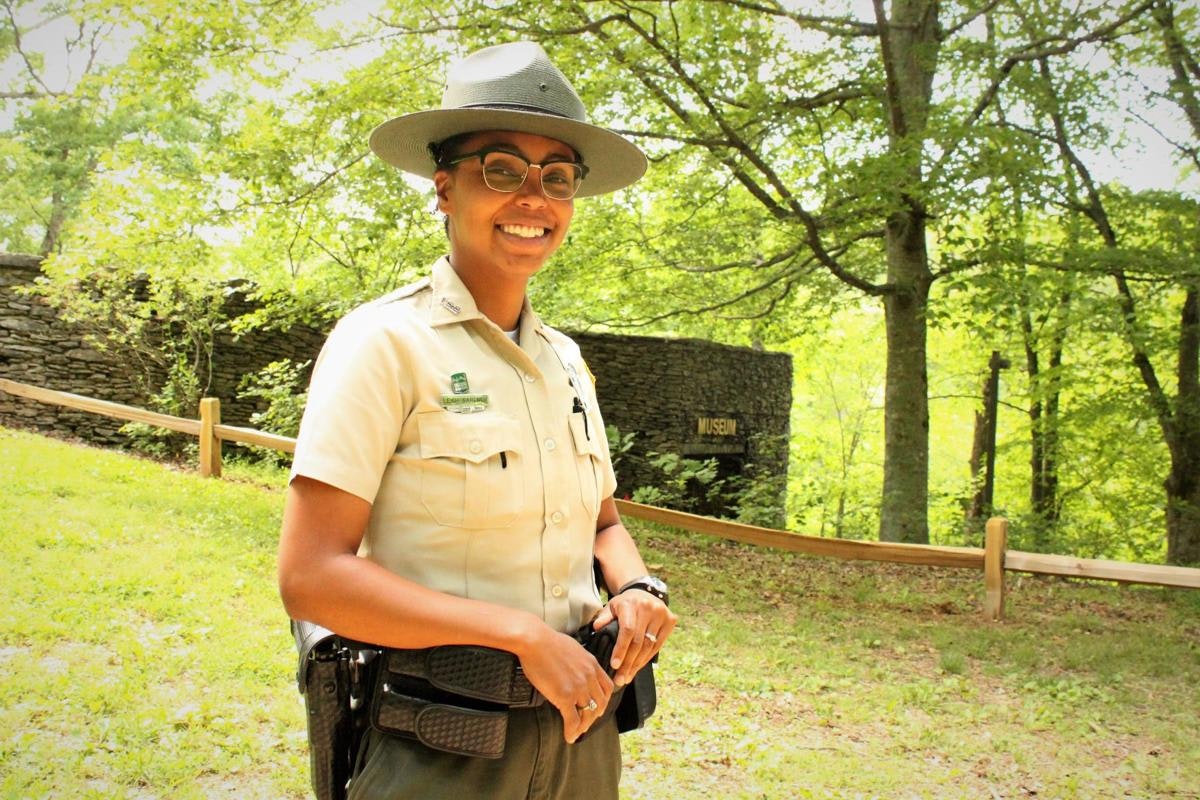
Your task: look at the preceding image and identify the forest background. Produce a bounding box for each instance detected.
[2,0,1199,565]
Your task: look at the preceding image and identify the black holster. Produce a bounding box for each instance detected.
[574,619,657,734]
[292,620,378,800]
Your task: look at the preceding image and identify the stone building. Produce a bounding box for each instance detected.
[1,254,791,520]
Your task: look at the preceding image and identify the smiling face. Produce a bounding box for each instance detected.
[434,130,577,289]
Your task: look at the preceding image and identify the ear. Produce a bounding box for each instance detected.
[433,170,454,215]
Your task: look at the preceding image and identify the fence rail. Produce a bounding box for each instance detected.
[4,377,1198,620]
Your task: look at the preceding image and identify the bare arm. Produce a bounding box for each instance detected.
[278,475,613,742]
[591,496,678,687]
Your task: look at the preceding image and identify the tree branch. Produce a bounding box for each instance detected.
[940,0,1006,40]
[3,0,60,96]
[1153,0,1200,141]
[599,7,887,295]
[685,0,878,37]
[932,0,1157,182]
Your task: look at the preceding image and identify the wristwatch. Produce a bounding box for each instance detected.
[618,575,669,606]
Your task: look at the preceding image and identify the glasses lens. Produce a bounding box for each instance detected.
[540,162,583,200]
[481,152,528,192]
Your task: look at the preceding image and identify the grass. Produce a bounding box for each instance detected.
[2,425,1198,799]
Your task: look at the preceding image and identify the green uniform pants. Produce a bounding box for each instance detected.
[347,704,621,800]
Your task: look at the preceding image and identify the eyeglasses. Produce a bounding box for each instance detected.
[442,148,588,200]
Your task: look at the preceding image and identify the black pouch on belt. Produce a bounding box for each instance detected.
[369,649,513,759]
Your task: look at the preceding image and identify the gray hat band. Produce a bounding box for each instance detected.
[459,103,574,119]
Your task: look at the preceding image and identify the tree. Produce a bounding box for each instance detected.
[376,0,1161,543]
[1020,31,1200,563]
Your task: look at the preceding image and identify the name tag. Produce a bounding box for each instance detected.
[440,393,489,414]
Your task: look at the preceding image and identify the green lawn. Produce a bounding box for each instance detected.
[2,426,1198,799]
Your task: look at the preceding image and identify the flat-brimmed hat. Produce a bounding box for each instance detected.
[368,42,646,197]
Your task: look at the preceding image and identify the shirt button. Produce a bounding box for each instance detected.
[524,373,536,383]
[469,440,483,454]
[551,511,564,524]
[551,584,565,598]
[544,438,556,451]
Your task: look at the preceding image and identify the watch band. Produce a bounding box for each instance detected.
[617,576,669,606]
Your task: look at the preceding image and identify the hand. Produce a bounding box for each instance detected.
[590,589,677,689]
[515,622,614,743]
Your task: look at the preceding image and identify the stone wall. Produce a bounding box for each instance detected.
[0,255,146,445]
[1,254,791,518]
[574,332,792,514]
[0,255,329,445]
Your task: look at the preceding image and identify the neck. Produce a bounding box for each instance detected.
[449,257,527,331]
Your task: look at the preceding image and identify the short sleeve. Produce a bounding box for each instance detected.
[290,308,411,503]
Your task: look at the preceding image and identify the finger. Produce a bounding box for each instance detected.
[608,613,639,673]
[620,615,674,683]
[571,694,604,738]
[591,670,615,707]
[562,700,589,743]
[615,632,648,686]
[591,605,614,630]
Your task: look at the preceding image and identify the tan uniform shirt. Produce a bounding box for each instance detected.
[292,257,617,633]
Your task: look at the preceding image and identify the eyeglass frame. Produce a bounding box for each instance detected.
[438,147,590,200]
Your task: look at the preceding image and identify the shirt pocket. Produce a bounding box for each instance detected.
[568,410,605,520]
[417,411,524,529]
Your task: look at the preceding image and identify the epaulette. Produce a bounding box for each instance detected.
[371,277,431,307]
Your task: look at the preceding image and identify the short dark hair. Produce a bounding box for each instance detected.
[429,133,475,169]
[429,132,584,168]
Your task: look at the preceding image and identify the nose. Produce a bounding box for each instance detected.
[515,165,548,206]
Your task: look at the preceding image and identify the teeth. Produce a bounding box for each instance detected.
[500,224,545,238]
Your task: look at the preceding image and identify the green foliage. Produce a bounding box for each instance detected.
[119,354,204,459]
[32,259,227,458]
[725,433,791,528]
[631,451,727,513]
[236,358,310,466]
[237,358,309,437]
[604,423,637,473]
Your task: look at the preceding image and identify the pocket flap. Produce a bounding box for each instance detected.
[418,412,522,463]
[568,411,603,458]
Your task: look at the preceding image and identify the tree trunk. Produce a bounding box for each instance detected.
[1167,287,1200,564]
[1166,468,1200,565]
[880,227,932,543]
[875,0,938,543]
[966,354,1001,531]
[39,185,66,257]
[1024,294,1068,544]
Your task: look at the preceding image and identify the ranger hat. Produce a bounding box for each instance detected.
[368,41,647,197]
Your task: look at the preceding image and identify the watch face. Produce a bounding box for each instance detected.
[644,576,667,594]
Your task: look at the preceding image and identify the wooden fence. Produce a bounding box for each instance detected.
[3,376,1198,621]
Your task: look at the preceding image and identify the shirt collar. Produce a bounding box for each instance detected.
[429,256,484,327]
[428,256,547,340]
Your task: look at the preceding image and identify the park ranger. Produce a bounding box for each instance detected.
[278,41,676,800]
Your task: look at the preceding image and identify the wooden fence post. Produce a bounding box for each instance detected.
[984,517,1008,621]
[199,398,222,478]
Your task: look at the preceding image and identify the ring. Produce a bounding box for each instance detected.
[644,631,658,643]
[577,699,598,713]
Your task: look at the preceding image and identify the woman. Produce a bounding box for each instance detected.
[278,41,677,799]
